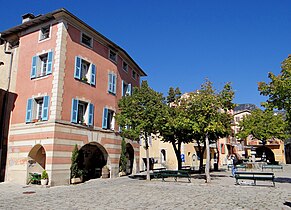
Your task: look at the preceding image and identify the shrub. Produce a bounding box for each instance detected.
[41,170,48,180]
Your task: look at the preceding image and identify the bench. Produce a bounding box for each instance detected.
[262,164,283,172]
[227,164,247,171]
[152,170,191,182]
[235,171,275,187]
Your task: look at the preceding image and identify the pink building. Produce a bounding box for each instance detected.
[0,9,146,185]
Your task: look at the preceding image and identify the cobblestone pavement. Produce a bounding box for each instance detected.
[1,165,291,210]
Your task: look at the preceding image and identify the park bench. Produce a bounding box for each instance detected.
[152,170,191,182]
[234,171,275,187]
[262,164,283,172]
[227,164,247,171]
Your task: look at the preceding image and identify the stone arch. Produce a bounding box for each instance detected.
[78,142,109,181]
[27,144,46,183]
[255,146,275,163]
[125,143,134,175]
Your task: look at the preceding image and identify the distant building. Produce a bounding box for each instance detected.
[0,8,146,185]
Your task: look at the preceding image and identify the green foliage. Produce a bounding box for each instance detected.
[70,144,83,178]
[41,170,48,180]
[259,55,291,131]
[237,109,287,144]
[119,138,128,173]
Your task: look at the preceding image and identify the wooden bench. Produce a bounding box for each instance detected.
[235,171,275,187]
[152,170,191,182]
[228,164,247,171]
[262,164,283,172]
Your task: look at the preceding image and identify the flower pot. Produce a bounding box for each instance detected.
[102,167,110,179]
[71,177,82,184]
[41,179,48,185]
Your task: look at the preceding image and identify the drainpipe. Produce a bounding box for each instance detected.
[0,36,14,182]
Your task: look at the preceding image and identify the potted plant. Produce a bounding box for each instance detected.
[70,144,83,184]
[41,170,48,185]
[102,165,110,178]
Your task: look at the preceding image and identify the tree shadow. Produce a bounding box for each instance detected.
[283,201,291,207]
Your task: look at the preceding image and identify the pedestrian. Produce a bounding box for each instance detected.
[231,155,238,177]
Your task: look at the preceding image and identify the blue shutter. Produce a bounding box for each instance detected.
[74,56,81,79]
[25,98,33,123]
[42,96,49,121]
[71,98,78,123]
[102,107,108,129]
[46,51,53,75]
[108,73,112,92]
[88,103,94,126]
[90,64,96,86]
[112,74,116,94]
[122,80,124,96]
[126,83,132,95]
[31,56,37,79]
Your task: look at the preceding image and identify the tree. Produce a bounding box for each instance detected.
[237,109,287,146]
[119,138,128,175]
[187,80,235,183]
[116,81,165,180]
[70,144,83,179]
[259,55,291,131]
[159,87,194,170]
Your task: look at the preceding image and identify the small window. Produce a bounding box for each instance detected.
[74,56,96,86]
[31,52,53,79]
[81,33,92,47]
[161,149,166,162]
[122,61,128,72]
[132,70,137,80]
[122,80,132,96]
[25,96,50,123]
[235,117,240,122]
[71,98,94,126]
[109,50,117,62]
[102,107,115,130]
[108,72,117,94]
[39,25,50,40]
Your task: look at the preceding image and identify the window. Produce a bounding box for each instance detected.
[108,72,117,94]
[25,96,49,123]
[109,50,117,62]
[102,107,115,130]
[161,149,166,163]
[39,25,50,41]
[122,80,132,96]
[71,98,94,126]
[74,56,96,86]
[30,52,53,79]
[235,117,240,122]
[132,70,137,80]
[122,61,128,72]
[81,33,92,47]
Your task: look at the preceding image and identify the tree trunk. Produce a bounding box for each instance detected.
[198,140,206,173]
[172,141,182,170]
[145,133,150,181]
[205,134,211,183]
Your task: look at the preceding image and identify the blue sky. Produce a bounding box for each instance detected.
[1,0,291,107]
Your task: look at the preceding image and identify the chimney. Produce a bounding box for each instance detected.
[22,13,35,23]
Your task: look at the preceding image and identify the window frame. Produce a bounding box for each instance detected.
[71,98,94,126]
[132,69,137,80]
[39,25,51,42]
[109,49,117,63]
[122,61,128,72]
[31,51,53,79]
[25,96,49,123]
[74,56,96,86]
[102,107,115,130]
[80,32,93,48]
[108,72,117,95]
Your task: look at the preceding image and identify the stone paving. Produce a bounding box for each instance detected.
[0,165,291,210]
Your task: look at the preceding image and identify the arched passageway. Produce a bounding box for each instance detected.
[27,144,46,183]
[125,143,134,175]
[255,146,275,163]
[78,143,108,181]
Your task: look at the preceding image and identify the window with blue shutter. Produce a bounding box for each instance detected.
[31,56,37,79]
[90,64,96,86]
[122,80,125,96]
[71,98,78,123]
[46,51,53,75]
[108,73,113,93]
[88,103,94,126]
[74,56,81,79]
[42,96,49,121]
[112,74,116,94]
[102,107,108,129]
[25,98,33,123]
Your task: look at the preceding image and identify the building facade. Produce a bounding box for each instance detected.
[0,9,146,185]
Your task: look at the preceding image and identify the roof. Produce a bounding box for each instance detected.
[0,8,146,76]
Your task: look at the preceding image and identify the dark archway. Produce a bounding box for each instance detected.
[255,146,275,163]
[125,143,134,175]
[285,144,291,164]
[79,143,108,181]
